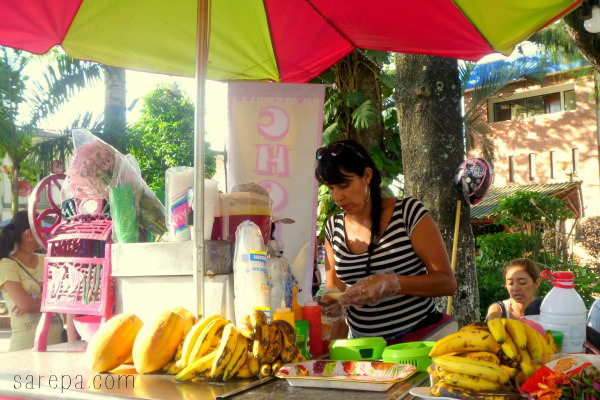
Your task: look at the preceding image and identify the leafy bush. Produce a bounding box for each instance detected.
[496,190,574,227]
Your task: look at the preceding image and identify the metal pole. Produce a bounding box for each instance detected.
[193,0,209,318]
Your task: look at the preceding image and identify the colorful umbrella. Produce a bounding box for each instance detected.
[0,0,582,82]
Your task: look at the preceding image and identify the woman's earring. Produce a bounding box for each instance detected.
[365,186,370,204]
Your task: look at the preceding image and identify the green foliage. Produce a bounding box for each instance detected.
[0,47,101,214]
[127,83,216,192]
[577,216,600,260]
[496,190,574,227]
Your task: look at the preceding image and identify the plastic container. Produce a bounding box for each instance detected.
[382,341,437,371]
[295,320,310,359]
[165,166,194,241]
[273,306,295,328]
[329,337,387,361]
[302,302,323,358]
[213,192,272,244]
[540,270,587,353]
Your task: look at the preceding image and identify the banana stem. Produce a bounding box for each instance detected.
[447,200,461,317]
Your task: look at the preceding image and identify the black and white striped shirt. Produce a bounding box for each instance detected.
[324,197,436,339]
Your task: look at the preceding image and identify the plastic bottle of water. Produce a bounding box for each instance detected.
[540,270,587,353]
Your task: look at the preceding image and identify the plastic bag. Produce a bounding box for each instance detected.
[233,221,269,326]
[62,129,167,240]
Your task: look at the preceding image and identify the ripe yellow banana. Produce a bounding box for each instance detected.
[500,365,519,379]
[433,355,509,384]
[460,322,490,332]
[519,347,535,377]
[458,351,500,365]
[253,323,270,363]
[238,314,255,340]
[522,323,545,359]
[265,326,283,364]
[271,359,282,375]
[273,319,296,346]
[236,364,254,379]
[428,330,501,357]
[176,349,218,382]
[500,331,520,362]
[222,334,249,381]
[210,323,239,379]
[180,315,223,365]
[247,354,260,377]
[189,318,228,363]
[544,331,557,355]
[487,318,506,345]
[259,363,272,378]
[504,319,527,350]
[442,372,502,391]
[250,309,268,328]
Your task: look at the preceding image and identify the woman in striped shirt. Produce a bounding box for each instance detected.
[315,139,457,341]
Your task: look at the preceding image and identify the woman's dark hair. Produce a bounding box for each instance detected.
[315,139,382,275]
[504,258,540,282]
[0,211,30,259]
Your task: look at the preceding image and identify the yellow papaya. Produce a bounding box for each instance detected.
[133,311,184,374]
[86,313,143,372]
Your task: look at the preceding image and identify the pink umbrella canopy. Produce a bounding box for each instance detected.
[0,0,582,82]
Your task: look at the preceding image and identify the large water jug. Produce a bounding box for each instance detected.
[540,270,587,353]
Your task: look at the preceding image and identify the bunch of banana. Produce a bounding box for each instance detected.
[428,318,559,397]
[239,310,306,378]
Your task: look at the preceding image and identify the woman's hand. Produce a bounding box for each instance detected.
[11,305,25,317]
[339,274,402,307]
[320,287,343,318]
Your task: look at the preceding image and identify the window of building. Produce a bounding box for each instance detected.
[529,153,536,181]
[509,156,515,183]
[550,151,556,179]
[492,90,574,122]
[564,90,576,111]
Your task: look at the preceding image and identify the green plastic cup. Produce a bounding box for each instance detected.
[294,320,310,360]
[109,187,138,243]
[550,330,564,351]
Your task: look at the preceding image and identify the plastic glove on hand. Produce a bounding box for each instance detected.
[320,287,343,318]
[339,274,401,307]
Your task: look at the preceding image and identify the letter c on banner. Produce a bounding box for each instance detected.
[260,180,288,213]
[258,106,289,141]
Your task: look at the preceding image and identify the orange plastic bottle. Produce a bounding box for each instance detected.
[291,287,303,320]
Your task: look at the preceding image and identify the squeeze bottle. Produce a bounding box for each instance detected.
[302,302,323,358]
[273,301,295,328]
[540,270,587,353]
[292,287,303,320]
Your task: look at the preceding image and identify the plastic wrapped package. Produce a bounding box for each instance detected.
[165,167,194,241]
[266,239,291,314]
[233,221,270,326]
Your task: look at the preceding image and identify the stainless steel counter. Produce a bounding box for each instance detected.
[0,342,427,400]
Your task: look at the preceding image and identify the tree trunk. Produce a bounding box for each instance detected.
[103,66,127,139]
[333,51,384,150]
[11,163,19,216]
[394,54,478,326]
[564,2,600,74]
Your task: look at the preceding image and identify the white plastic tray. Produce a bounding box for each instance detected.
[283,377,396,392]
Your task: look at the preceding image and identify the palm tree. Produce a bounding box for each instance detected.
[0,48,101,215]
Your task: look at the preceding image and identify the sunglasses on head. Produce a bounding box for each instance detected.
[315,142,365,160]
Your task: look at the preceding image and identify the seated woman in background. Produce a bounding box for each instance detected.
[0,211,64,351]
[487,258,540,320]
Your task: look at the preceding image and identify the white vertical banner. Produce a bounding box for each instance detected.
[227,82,326,305]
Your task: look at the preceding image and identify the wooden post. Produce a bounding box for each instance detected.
[447,200,461,316]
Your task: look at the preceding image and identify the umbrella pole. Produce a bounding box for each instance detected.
[193,0,209,318]
[447,200,461,317]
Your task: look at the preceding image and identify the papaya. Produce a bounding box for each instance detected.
[133,311,184,374]
[169,306,196,335]
[86,313,143,372]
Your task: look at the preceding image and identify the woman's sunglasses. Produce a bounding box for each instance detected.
[315,142,365,160]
